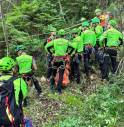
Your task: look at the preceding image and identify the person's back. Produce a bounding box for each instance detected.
[53,38,70,56]
[81,29,96,47]
[16,54,32,74]
[99,28,122,48]
[0,57,27,127]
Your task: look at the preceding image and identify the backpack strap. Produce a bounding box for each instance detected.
[1,76,17,83]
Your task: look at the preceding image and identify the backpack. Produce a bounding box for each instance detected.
[0,77,21,127]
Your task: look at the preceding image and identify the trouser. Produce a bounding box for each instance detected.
[94,46,99,65]
[102,49,117,79]
[83,47,92,76]
[24,78,42,105]
[47,61,52,79]
[70,61,80,84]
[47,55,53,79]
[94,41,100,65]
[51,59,66,92]
[23,73,42,105]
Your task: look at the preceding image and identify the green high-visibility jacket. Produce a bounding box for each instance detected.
[16,54,33,74]
[72,36,84,54]
[45,38,76,56]
[81,30,96,47]
[99,28,123,48]
[78,26,92,35]
[94,25,103,40]
[0,75,27,105]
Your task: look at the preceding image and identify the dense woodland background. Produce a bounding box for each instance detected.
[0,0,124,75]
[0,1,124,126]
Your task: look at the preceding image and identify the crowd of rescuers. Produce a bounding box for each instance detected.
[44,8,123,94]
[0,8,123,127]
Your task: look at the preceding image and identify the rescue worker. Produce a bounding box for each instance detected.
[92,18,103,66]
[94,9,110,28]
[15,45,43,107]
[70,28,83,84]
[99,20,123,81]
[81,22,96,77]
[78,17,87,35]
[44,27,57,82]
[0,57,27,127]
[45,29,75,94]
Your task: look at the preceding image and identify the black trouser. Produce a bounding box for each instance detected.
[102,49,117,79]
[47,55,53,79]
[47,61,52,79]
[83,47,92,76]
[51,60,66,92]
[24,76,42,105]
[94,41,100,65]
[70,61,80,84]
[94,46,99,64]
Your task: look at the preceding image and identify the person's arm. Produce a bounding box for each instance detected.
[67,41,76,55]
[99,31,107,48]
[13,78,27,106]
[93,34,96,47]
[45,41,54,54]
[118,33,123,46]
[32,58,37,71]
[20,78,27,99]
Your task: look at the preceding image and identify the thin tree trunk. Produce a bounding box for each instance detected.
[0,0,9,56]
[58,0,66,25]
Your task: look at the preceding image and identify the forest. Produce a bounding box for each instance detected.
[0,0,124,127]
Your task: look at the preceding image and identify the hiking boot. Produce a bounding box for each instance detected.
[47,86,53,90]
[99,78,106,82]
[46,78,50,83]
[38,92,43,98]
[55,90,63,95]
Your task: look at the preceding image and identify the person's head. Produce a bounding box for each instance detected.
[50,27,57,36]
[82,22,90,31]
[80,17,86,23]
[71,28,78,38]
[15,45,26,56]
[95,9,102,16]
[92,18,100,27]
[58,29,66,38]
[0,57,15,74]
[107,20,117,29]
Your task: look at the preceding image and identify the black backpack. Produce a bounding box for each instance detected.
[0,76,21,127]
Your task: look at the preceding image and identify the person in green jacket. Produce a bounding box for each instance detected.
[70,28,83,84]
[45,29,75,94]
[92,18,104,66]
[44,27,57,82]
[0,57,27,126]
[15,45,43,107]
[81,22,96,77]
[78,17,87,35]
[99,20,123,81]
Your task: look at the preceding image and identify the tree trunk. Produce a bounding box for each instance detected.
[58,0,66,25]
[0,0,9,56]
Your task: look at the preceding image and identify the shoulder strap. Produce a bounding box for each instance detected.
[1,76,17,83]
